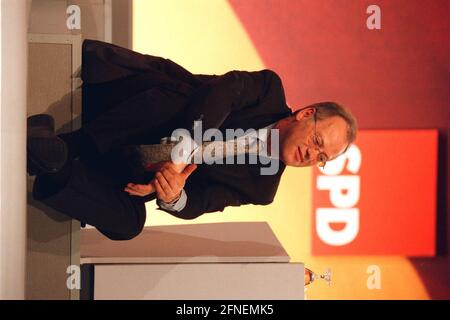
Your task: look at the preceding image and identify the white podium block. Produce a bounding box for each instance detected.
[80,222,304,300]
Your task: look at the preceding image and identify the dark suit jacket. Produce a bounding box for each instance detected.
[81,39,292,220]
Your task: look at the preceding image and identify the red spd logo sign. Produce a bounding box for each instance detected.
[312,130,437,256]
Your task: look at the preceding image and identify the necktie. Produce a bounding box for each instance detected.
[124,137,265,170]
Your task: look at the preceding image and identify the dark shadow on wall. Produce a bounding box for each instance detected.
[409,131,449,300]
[410,256,450,300]
[436,132,448,255]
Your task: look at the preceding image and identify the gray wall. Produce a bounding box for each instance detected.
[28,0,132,47]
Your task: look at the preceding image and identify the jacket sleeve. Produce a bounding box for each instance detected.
[157,178,248,220]
[179,69,282,133]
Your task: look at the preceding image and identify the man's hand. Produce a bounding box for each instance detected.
[124,162,197,202]
[124,181,155,197]
[154,164,197,203]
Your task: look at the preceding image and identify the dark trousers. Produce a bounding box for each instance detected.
[32,73,189,240]
[33,159,147,240]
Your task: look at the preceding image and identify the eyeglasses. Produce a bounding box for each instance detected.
[312,112,328,168]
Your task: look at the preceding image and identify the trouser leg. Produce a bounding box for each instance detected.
[82,86,186,154]
[33,159,146,240]
[67,75,188,158]
[82,72,172,123]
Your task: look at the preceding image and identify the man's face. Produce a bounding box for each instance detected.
[278,109,349,167]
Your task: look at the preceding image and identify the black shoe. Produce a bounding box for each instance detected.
[27,114,68,176]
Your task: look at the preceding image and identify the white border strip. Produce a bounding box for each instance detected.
[104,0,113,43]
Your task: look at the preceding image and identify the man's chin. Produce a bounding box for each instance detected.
[280,154,304,167]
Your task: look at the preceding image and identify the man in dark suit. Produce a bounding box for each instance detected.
[28,39,357,241]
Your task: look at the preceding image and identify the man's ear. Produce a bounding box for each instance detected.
[294,107,316,121]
